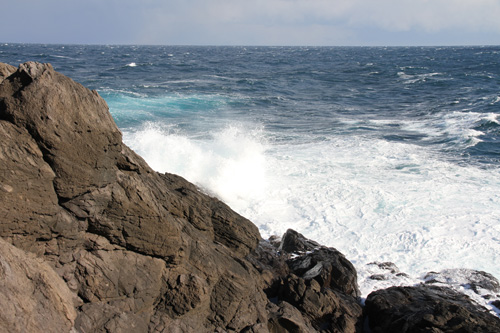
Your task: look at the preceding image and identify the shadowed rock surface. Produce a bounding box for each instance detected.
[365,285,500,333]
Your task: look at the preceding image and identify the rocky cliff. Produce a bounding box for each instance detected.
[1,62,499,332]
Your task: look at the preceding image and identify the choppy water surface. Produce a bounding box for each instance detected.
[2,44,499,304]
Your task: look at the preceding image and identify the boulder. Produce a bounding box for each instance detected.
[365,284,500,333]
[279,228,321,253]
[263,230,363,332]
[281,229,360,298]
[1,61,369,332]
[1,61,426,332]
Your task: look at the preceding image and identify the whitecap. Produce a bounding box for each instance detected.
[126,62,137,67]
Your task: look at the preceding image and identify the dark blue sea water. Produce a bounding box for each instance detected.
[2,44,500,300]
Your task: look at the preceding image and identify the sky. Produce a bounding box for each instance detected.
[1,0,500,46]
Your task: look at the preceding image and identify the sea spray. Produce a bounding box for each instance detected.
[123,122,268,211]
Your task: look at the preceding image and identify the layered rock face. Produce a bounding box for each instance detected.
[1,62,499,332]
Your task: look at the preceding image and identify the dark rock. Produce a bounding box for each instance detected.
[276,275,363,332]
[424,269,500,295]
[287,247,360,298]
[247,240,290,291]
[368,261,400,274]
[280,229,321,253]
[365,284,500,333]
[262,230,363,332]
[369,274,387,281]
[277,229,360,298]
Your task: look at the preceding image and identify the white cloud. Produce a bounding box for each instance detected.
[345,0,500,32]
[135,0,500,45]
[1,0,499,45]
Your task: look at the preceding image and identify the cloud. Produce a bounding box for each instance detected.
[136,0,500,45]
[346,0,500,32]
[1,0,499,45]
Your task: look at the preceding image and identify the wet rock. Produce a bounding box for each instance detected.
[365,284,500,333]
[279,229,321,253]
[424,268,500,295]
[281,230,360,298]
[368,261,400,274]
[265,230,364,332]
[369,274,387,281]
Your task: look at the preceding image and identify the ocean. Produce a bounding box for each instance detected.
[2,44,500,303]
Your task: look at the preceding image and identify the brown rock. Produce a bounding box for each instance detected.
[267,301,317,333]
[0,237,76,333]
[0,62,122,199]
[0,62,16,83]
[0,118,79,254]
[276,275,363,332]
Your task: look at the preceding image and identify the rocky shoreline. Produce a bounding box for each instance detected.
[1,61,499,332]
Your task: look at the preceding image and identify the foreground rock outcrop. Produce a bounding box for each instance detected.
[0,62,363,332]
[1,61,499,332]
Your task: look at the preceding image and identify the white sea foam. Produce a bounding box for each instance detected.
[123,120,500,314]
[123,123,268,210]
[397,71,443,85]
[126,62,137,67]
[382,111,499,148]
